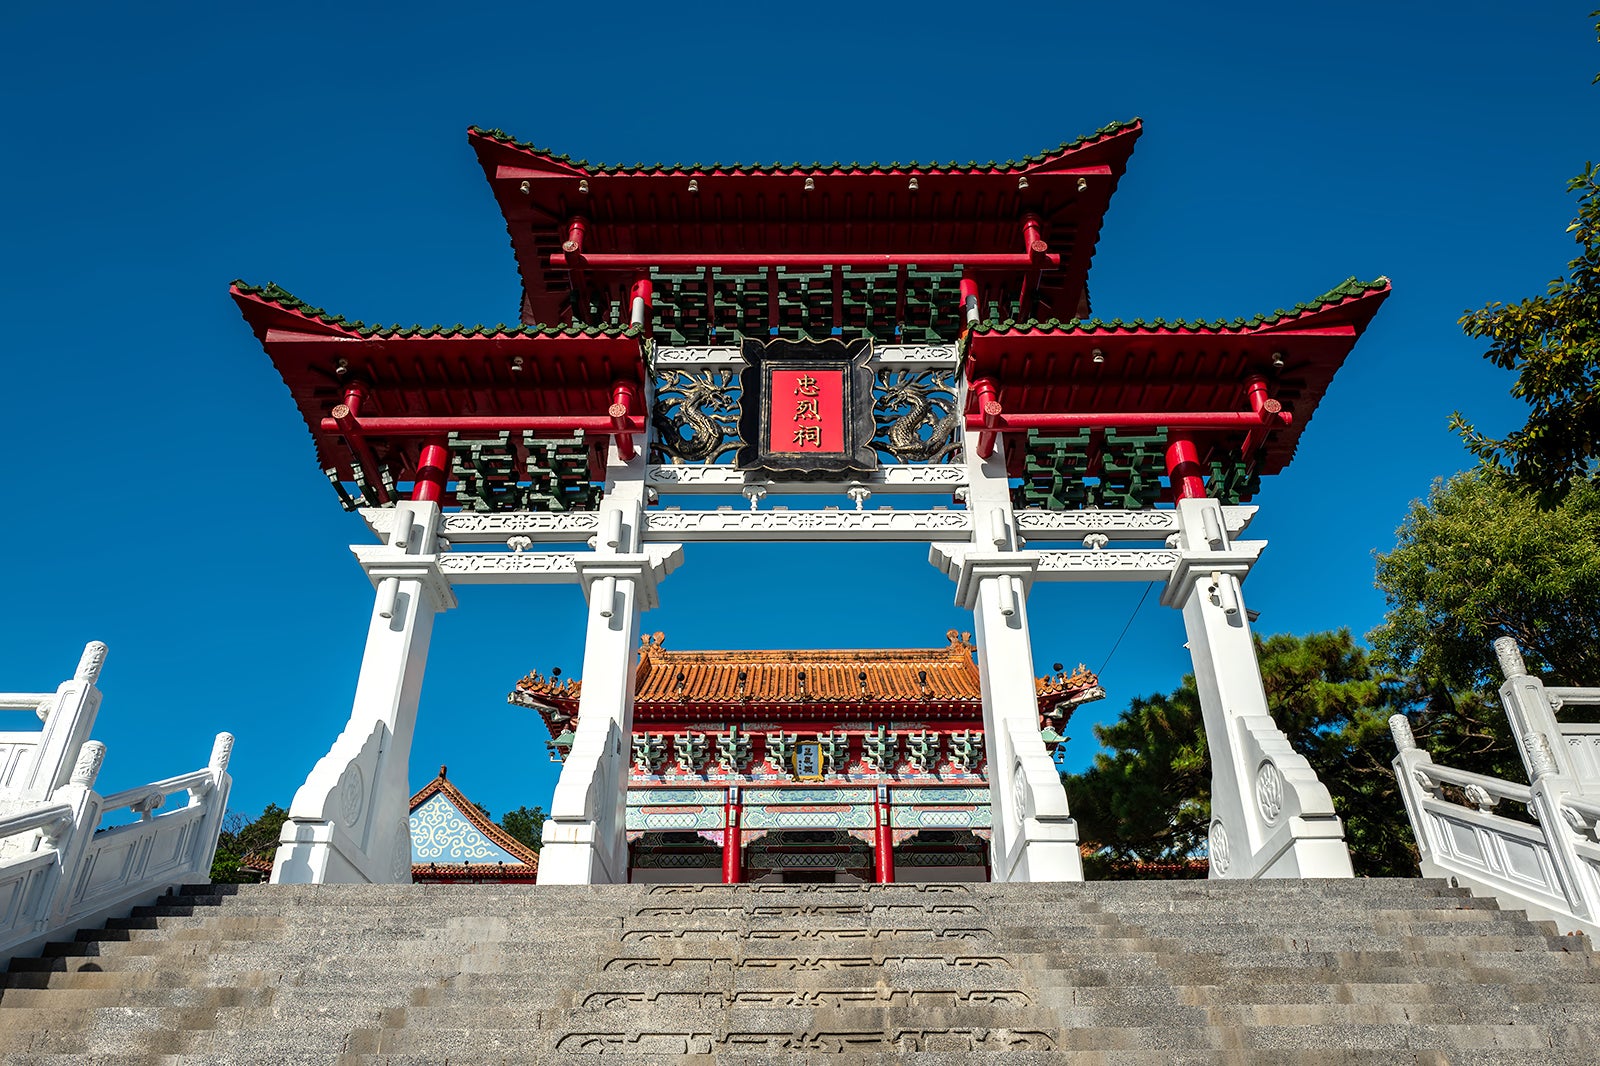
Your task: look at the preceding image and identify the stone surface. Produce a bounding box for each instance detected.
[2,879,1598,1063]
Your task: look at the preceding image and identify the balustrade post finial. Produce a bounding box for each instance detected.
[1495,637,1529,681]
[1525,730,1559,780]
[70,740,106,788]
[1388,713,1418,752]
[75,641,108,684]
[210,733,235,776]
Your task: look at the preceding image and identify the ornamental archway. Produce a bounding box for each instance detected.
[237,119,1386,886]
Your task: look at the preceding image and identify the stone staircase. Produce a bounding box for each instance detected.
[1,879,1597,1064]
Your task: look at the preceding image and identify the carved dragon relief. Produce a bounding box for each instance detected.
[874,370,961,464]
[650,369,741,464]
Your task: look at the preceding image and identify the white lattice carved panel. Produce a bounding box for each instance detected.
[1561,730,1600,789]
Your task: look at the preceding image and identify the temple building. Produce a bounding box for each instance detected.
[407,767,539,883]
[509,632,1101,883]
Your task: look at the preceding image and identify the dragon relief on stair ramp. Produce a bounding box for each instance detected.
[650,369,741,464]
[874,370,961,464]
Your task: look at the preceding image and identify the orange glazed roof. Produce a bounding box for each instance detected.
[509,631,1103,738]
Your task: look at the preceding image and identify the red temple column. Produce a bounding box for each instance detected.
[722,786,742,884]
[411,438,451,502]
[1165,434,1207,501]
[873,784,895,884]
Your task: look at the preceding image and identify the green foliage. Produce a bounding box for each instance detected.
[1064,631,1421,877]
[210,803,289,883]
[1371,469,1600,698]
[1452,148,1600,500]
[500,805,545,852]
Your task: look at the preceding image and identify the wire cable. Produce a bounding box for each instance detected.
[1097,581,1154,677]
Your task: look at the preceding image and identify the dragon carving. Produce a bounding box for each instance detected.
[875,370,961,463]
[650,370,740,464]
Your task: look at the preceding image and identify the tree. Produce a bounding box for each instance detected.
[1370,468,1600,695]
[1451,16,1600,501]
[210,803,289,883]
[500,805,544,851]
[1063,631,1420,877]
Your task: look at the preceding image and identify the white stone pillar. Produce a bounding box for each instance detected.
[1494,640,1600,923]
[272,500,456,884]
[538,449,678,884]
[932,434,1083,882]
[2,642,107,804]
[1161,497,1353,878]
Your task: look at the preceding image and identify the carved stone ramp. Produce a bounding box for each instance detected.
[2,880,1599,1063]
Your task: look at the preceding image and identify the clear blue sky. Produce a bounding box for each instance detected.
[2,3,1593,823]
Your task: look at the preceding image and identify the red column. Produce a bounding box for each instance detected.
[411,438,450,503]
[873,784,895,884]
[722,787,742,884]
[1165,434,1207,501]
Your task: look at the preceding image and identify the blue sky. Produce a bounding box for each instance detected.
[2,3,1594,823]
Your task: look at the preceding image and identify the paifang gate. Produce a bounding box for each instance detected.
[233,118,1388,885]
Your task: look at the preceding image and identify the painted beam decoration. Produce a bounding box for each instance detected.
[735,336,878,476]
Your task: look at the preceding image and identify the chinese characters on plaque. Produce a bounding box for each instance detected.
[793,741,822,781]
[735,336,878,475]
[767,368,844,453]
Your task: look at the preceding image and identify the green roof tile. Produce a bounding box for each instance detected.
[231,281,642,340]
[969,277,1390,337]
[466,119,1139,176]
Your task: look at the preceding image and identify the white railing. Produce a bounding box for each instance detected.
[1391,637,1600,937]
[0,643,234,962]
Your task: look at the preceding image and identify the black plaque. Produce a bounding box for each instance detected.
[734,335,878,477]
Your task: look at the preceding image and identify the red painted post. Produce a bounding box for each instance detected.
[873,784,895,884]
[959,273,981,327]
[411,438,451,503]
[562,216,588,255]
[610,381,638,462]
[722,787,742,884]
[1165,434,1207,501]
[330,394,391,505]
[628,276,653,331]
[971,377,1001,460]
[1240,374,1284,461]
[1021,213,1048,257]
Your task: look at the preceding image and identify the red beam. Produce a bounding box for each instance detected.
[322,412,644,437]
[550,251,1059,271]
[966,410,1292,432]
[332,385,390,504]
[610,381,638,462]
[971,377,1001,460]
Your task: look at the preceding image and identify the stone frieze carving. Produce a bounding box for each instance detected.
[1035,549,1180,574]
[643,509,970,540]
[653,346,744,366]
[646,464,965,486]
[437,552,579,575]
[874,344,960,365]
[442,512,601,536]
[1015,506,1256,538]
[1016,510,1180,532]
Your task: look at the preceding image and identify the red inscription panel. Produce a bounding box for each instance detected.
[767,368,845,453]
